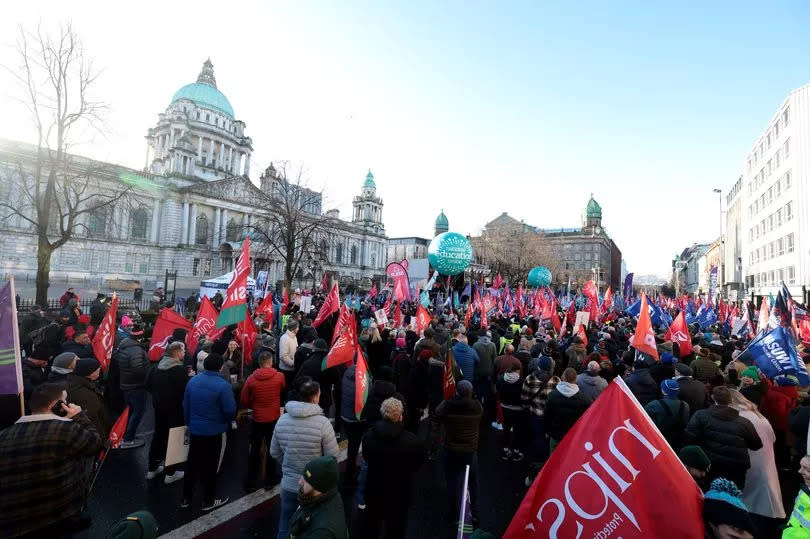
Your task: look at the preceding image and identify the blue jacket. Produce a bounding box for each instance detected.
[452,341,480,383]
[183,371,237,436]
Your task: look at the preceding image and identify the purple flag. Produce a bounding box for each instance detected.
[0,281,22,395]
[623,272,634,300]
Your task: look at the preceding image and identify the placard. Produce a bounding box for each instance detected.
[165,426,190,466]
[374,308,389,326]
[573,310,590,333]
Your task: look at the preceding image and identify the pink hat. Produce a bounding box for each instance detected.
[395,337,406,349]
[121,315,133,327]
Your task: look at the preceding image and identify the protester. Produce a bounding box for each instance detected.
[181,353,237,511]
[66,357,110,437]
[565,335,587,372]
[495,343,522,375]
[146,341,188,484]
[521,358,555,467]
[287,456,348,539]
[21,351,49,400]
[240,351,285,491]
[452,332,480,383]
[544,368,590,453]
[472,329,497,420]
[575,360,607,402]
[339,363,364,485]
[702,478,756,539]
[279,319,299,391]
[270,380,339,539]
[59,287,78,308]
[783,455,810,538]
[644,379,690,449]
[114,328,150,449]
[626,358,659,406]
[0,383,104,537]
[362,397,426,538]
[496,364,526,461]
[679,445,712,490]
[675,363,709,416]
[49,351,77,383]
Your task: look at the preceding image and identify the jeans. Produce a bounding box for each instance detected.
[475,378,495,421]
[277,488,299,539]
[122,388,148,442]
[353,461,368,506]
[183,433,224,505]
[342,418,366,484]
[528,415,549,463]
[247,420,277,487]
[444,450,479,521]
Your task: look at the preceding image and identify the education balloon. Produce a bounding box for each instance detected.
[528,266,552,287]
[428,232,473,276]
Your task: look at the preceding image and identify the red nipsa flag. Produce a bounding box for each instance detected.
[323,312,357,370]
[331,304,351,346]
[313,283,339,328]
[92,294,118,372]
[631,294,659,360]
[186,295,218,356]
[148,308,192,361]
[665,311,693,356]
[416,304,431,335]
[255,292,274,327]
[216,237,251,328]
[237,317,258,366]
[503,378,704,538]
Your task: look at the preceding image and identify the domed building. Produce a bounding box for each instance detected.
[434,210,449,236]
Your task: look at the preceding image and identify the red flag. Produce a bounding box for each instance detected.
[443,349,457,400]
[566,300,576,328]
[503,378,704,538]
[368,281,378,299]
[108,406,129,453]
[238,317,258,366]
[393,301,404,328]
[559,311,568,339]
[216,238,251,328]
[479,298,489,330]
[416,303,431,335]
[332,304,351,345]
[148,308,192,361]
[551,298,561,333]
[186,295,219,355]
[255,292,274,327]
[321,272,329,292]
[323,312,357,370]
[281,287,290,315]
[583,279,598,301]
[313,283,339,328]
[354,341,371,419]
[577,323,588,347]
[492,273,503,290]
[601,286,613,316]
[464,302,473,329]
[92,295,118,372]
[665,311,693,356]
[632,294,659,360]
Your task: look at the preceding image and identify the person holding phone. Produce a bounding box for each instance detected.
[0,383,103,537]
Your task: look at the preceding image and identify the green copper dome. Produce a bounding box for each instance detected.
[435,210,449,228]
[585,194,602,218]
[171,59,234,119]
[363,169,376,189]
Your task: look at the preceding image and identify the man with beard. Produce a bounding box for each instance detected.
[287,456,348,539]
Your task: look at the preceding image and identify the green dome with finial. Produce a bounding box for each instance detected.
[363,170,376,190]
[585,194,602,218]
[435,210,449,228]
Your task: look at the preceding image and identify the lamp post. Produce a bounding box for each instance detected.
[712,188,723,298]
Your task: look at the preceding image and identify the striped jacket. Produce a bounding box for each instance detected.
[521,371,558,418]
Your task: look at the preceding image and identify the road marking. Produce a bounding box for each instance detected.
[159,445,348,538]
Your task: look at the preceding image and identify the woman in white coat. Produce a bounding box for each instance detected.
[729,389,785,538]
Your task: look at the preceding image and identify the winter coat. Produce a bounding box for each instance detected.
[146,356,188,427]
[452,341,479,383]
[287,489,348,539]
[677,376,709,416]
[576,372,608,402]
[435,396,483,453]
[649,362,675,387]
[644,397,689,449]
[739,410,785,519]
[114,338,150,391]
[60,340,94,360]
[472,337,497,380]
[89,299,107,326]
[684,405,763,470]
[278,330,297,372]
[789,405,810,453]
[496,371,524,410]
[427,358,446,411]
[690,356,721,383]
[406,357,430,410]
[783,484,810,538]
[361,380,403,424]
[495,354,523,375]
[362,419,426,505]
[566,343,587,372]
[391,351,411,396]
[340,365,358,421]
[66,374,111,437]
[0,412,103,538]
[270,400,340,493]
[521,369,553,418]
[759,383,798,433]
[293,343,314,375]
[21,360,48,400]
[544,382,590,441]
[183,370,237,436]
[626,368,658,406]
[365,339,386,376]
[241,366,285,423]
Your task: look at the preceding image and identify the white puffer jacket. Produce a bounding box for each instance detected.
[270,400,340,492]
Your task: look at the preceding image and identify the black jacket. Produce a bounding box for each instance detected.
[435,396,483,453]
[496,372,524,408]
[114,338,150,391]
[677,377,709,416]
[626,368,659,406]
[544,383,590,441]
[789,405,810,454]
[361,380,404,424]
[66,374,111,437]
[362,419,425,504]
[60,340,94,359]
[21,360,48,400]
[146,358,188,427]
[684,405,763,469]
[649,363,675,387]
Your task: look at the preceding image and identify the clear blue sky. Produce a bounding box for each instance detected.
[2,1,809,277]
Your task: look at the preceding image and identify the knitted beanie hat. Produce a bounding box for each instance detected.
[703,478,755,534]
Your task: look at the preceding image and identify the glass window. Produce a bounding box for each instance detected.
[124,253,133,273]
[749,229,754,242]
[767,187,773,204]
[785,170,791,189]
[193,258,200,276]
[574,253,581,261]
[755,273,760,287]
[769,243,774,259]
[776,150,781,168]
[335,243,343,264]
[784,138,790,157]
[769,270,775,286]
[788,266,796,284]
[779,268,785,282]
[787,233,794,253]
[767,160,772,176]
[755,249,760,263]
[768,215,773,231]
[783,107,790,125]
[786,202,793,221]
[131,208,149,240]
[775,120,780,137]
[195,215,208,245]
[585,253,592,260]
[138,255,150,274]
[776,180,781,197]
[350,245,358,265]
[767,133,771,147]
[778,238,784,256]
[88,207,107,237]
[225,218,239,242]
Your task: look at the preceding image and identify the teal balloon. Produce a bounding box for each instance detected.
[428,232,473,276]
[528,266,552,287]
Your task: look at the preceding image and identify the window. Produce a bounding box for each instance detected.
[788,266,796,284]
[203,259,212,276]
[783,107,790,126]
[769,243,774,259]
[787,233,794,253]
[785,170,791,189]
[138,255,150,274]
[88,207,107,237]
[574,253,581,261]
[749,229,754,242]
[320,239,329,262]
[124,252,133,273]
[774,120,780,138]
[193,258,200,276]
[784,138,790,157]
[335,243,343,264]
[755,273,760,287]
[776,209,782,226]
[768,215,774,231]
[225,218,239,242]
[131,208,149,240]
[778,238,784,256]
[206,113,210,122]
[350,245,358,265]
[786,202,793,221]
[776,180,781,197]
[755,249,760,263]
[769,271,775,286]
[585,253,592,260]
[195,214,209,244]
[776,150,781,168]
[767,133,771,148]
[196,111,200,120]
[767,187,773,204]
[779,268,785,283]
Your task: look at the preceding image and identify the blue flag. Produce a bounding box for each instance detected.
[739,326,809,385]
[696,307,717,329]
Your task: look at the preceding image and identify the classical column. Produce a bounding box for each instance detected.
[209,139,215,166]
[221,209,229,244]
[213,208,221,248]
[188,204,197,245]
[197,136,203,162]
[150,199,160,243]
[242,213,249,239]
[219,143,225,169]
[180,201,189,245]
[244,155,250,175]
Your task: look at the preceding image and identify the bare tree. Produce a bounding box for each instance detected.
[248,161,333,292]
[472,222,563,287]
[0,24,129,305]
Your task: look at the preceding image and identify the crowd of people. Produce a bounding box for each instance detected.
[2,284,810,538]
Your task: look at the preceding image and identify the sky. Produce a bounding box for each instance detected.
[1,1,809,278]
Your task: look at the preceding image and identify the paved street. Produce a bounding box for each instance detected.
[75,398,527,538]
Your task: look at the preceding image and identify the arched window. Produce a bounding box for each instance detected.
[131,208,149,240]
[226,218,239,242]
[88,207,107,237]
[350,245,358,265]
[335,243,343,264]
[195,215,208,245]
[320,239,329,262]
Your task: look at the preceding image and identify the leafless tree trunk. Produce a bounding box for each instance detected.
[0,24,129,306]
[248,161,333,292]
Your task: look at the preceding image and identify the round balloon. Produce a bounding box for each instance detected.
[428,232,473,276]
[528,266,552,287]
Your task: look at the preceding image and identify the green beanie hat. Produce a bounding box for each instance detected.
[106,510,158,539]
[741,366,759,381]
[679,445,711,471]
[302,456,339,493]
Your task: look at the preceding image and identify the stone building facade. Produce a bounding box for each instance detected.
[0,60,387,294]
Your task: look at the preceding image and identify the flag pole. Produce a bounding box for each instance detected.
[457,464,470,539]
[9,276,24,418]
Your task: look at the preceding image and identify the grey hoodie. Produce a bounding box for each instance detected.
[576,372,607,403]
[555,381,580,397]
[157,356,183,370]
